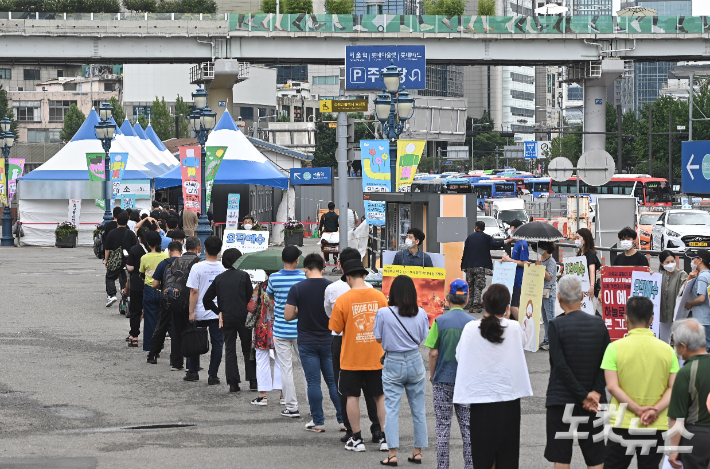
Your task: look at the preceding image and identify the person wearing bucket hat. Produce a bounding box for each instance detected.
[685,249,710,351]
[329,259,389,453]
[425,278,475,469]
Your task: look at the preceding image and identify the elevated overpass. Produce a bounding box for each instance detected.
[0,14,709,64]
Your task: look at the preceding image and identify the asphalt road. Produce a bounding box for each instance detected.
[0,243,648,469]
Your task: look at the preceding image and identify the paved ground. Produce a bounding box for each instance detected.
[0,242,645,469]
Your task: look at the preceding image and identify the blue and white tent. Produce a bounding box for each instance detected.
[154,110,288,190]
[144,124,178,165]
[18,110,154,246]
[133,122,178,169]
[116,119,174,176]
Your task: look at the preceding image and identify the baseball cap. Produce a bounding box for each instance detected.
[449,278,469,296]
[689,249,710,266]
[281,245,302,263]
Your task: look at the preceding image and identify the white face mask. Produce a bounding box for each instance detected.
[537,248,546,256]
[693,259,701,271]
[243,224,253,230]
[404,238,414,248]
[620,240,633,251]
[574,239,583,249]
[663,262,676,272]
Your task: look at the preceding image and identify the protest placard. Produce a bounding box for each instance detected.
[382,264,446,327]
[630,270,663,338]
[492,261,516,298]
[221,230,269,255]
[519,264,545,352]
[600,266,649,341]
[226,194,240,230]
[562,256,595,315]
[67,199,81,226]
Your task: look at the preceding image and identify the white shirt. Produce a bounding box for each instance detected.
[186,261,226,321]
[453,318,533,405]
[324,279,372,336]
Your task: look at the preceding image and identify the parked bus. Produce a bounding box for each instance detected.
[490,180,517,197]
[522,178,552,198]
[411,179,446,193]
[472,182,495,205]
[442,178,472,193]
[549,175,672,206]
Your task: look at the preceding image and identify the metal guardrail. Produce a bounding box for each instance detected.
[0,12,227,20]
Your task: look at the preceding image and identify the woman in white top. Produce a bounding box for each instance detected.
[453,283,533,469]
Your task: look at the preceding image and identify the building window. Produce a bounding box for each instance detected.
[312,75,339,85]
[510,107,535,118]
[269,65,308,85]
[12,101,41,122]
[510,90,535,101]
[49,100,77,122]
[0,69,10,79]
[23,69,41,81]
[28,129,61,143]
[568,86,583,101]
[133,105,151,119]
[511,124,534,132]
[510,72,534,85]
[56,70,64,78]
[258,108,267,119]
[104,83,116,91]
[240,107,254,121]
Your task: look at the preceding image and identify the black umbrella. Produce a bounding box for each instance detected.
[510,221,564,243]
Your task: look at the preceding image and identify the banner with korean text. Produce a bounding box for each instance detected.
[180,146,202,213]
[562,256,595,315]
[396,140,425,192]
[364,200,385,226]
[360,140,391,193]
[226,193,240,230]
[7,158,25,203]
[382,264,446,327]
[109,152,128,199]
[601,266,649,341]
[0,158,5,206]
[205,146,227,209]
[630,270,663,339]
[492,261,517,298]
[120,194,136,210]
[68,199,81,226]
[519,264,545,352]
[221,229,269,255]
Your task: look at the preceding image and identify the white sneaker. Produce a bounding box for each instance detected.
[251,396,267,406]
[338,421,347,432]
[345,436,366,452]
[305,420,325,432]
[353,24,368,32]
[106,296,117,307]
[379,436,388,451]
[305,419,315,429]
[280,396,286,405]
[420,23,434,31]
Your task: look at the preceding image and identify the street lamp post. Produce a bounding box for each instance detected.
[0,116,15,246]
[94,102,117,224]
[189,86,217,255]
[373,61,415,191]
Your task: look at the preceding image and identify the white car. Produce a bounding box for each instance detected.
[478,216,507,240]
[651,209,710,253]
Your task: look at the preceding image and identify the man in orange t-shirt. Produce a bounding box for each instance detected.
[330,259,389,453]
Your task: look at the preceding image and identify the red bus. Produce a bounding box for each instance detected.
[548,175,672,206]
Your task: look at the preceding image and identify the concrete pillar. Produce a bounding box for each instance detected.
[582,60,624,152]
[205,59,245,124]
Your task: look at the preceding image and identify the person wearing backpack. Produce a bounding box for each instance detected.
[203,248,257,392]
[147,241,189,367]
[125,227,149,347]
[104,211,137,308]
[139,231,169,353]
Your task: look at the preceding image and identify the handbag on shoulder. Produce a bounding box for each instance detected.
[181,324,209,357]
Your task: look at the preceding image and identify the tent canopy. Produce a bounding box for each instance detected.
[20,109,152,181]
[154,110,289,190]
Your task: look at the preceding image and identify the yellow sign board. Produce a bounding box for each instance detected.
[328,122,337,128]
[319,99,368,113]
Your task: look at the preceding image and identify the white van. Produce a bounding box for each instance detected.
[491,198,528,225]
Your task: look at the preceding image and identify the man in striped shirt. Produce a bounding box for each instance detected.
[268,245,308,418]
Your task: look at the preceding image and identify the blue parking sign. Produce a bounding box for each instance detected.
[346,45,426,91]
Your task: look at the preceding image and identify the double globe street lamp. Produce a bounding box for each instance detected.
[0,116,15,246]
[373,61,416,191]
[94,102,117,224]
[188,86,217,252]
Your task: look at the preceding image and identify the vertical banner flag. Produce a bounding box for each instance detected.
[364,200,386,226]
[120,194,136,210]
[205,146,227,209]
[519,264,545,352]
[630,271,663,339]
[492,261,517,299]
[600,266,649,341]
[109,152,128,199]
[382,265,446,327]
[86,153,107,210]
[396,140,425,192]
[0,158,6,206]
[68,199,81,226]
[7,158,25,203]
[562,256,595,315]
[226,193,240,230]
[180,146,202,213]
[360,140,391,193]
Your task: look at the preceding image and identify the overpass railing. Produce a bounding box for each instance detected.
[0,12,227,20]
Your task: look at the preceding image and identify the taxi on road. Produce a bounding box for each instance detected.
[651,209,710,253]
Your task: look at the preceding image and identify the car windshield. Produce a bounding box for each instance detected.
[499,210,527,223]
[668,212,710,225]
[479,217,498,229]
[639,214,661,225]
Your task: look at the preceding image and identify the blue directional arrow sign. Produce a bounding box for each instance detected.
[345,45,426,91]
[681,141,710,195]
[290,167,332,185]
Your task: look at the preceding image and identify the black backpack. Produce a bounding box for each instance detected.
[161,255,202,314]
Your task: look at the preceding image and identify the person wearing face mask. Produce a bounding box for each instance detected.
[392,228,433,268]
[536,242,557,351]
[241,215,256,231]
[684,249,710,352]
[659,251,688,332]
[612,226,649,267]
[574,228,601,303]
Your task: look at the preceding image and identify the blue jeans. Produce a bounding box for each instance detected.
[541,294,556,343]
[187,319,224,377]
[298,343,342,426]
[382,349,428,450]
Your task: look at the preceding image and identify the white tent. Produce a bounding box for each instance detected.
[145,124,177,164]
[134,123,178,169]
[18,110,153,246]
[117,119,174,176]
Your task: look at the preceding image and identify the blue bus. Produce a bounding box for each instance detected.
[491,181,517,197]
[472,182,495,205]
[442,178,472,193]
[523,178,551,198]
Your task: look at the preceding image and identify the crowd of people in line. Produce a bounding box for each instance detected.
[98,203,710,468]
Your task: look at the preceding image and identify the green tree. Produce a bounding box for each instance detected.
[260,0,276,12]
[135,115,149,131]
[60,104,86,142]
[108,96,125,125]
[313,113,337,168]
[282,0,312,13]
[423,0,465,16]
[477,0,495,15]
[147,97,174,140]
[122,0,157,11]
[325,0,353,14]
[0,85,18,138]
[545,123,583,166]
[277,113,290,122]
[174,94,191,138]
